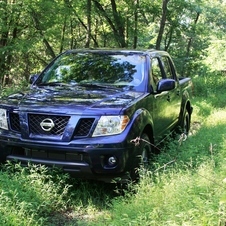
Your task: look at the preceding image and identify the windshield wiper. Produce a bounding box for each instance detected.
[78,82,121,90]
[37,82,70,87]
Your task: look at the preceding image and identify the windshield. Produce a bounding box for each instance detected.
[36,52,146,91]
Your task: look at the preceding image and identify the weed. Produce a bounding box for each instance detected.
[1,74,226,225]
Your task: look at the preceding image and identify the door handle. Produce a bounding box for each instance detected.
[154,91,169,98]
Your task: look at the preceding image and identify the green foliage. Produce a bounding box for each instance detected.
[203,39,226,72]
[0,80,28,98]
[1,0,226,86]
[98,160,224,225]
[0,163,72,225]
[87,74,226,226]
[1,1,226,224]
[0,74,226,225]
[192,73,226,109]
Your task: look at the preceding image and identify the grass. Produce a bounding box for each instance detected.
[96,108,226,226]
[0,163,73,225]
[1,74,226,225]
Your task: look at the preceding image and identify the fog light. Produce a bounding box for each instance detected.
[108,156,117,166]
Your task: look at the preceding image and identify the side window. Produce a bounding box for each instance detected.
[151,58,162,90]
[161,56,174,79]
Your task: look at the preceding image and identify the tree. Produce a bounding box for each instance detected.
[1,0,226,89]
[92,0,126,47]
[0,0,24,85]
[156,0,169,50]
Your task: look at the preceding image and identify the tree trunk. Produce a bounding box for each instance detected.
[156,0,169,50]
[60,16,67,53]
[85,0,92,48]
[64,0,98,47]
[186,12,200,57]
[0,0,20,86]
[111,0,126,47]
[164,26,173,51]
[133,0,139,49]
[0,0,9,86]
[30,9,56,59]
[181,11,200,76]
[92,0,126,47]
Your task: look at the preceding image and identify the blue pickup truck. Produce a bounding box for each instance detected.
[0,49,193,182]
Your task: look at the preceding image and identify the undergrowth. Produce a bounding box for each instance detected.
[0,163,72,225]
[0,74,226,225]
[89,106,226,226]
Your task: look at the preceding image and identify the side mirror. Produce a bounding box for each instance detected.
[29,74,39,84]
[157,79,176,93]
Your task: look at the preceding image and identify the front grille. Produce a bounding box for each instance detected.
[74,118,95,136]
[29,114,70,136]
[9,113,94,138]
[9,113,20,132]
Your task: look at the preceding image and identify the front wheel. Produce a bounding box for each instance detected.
[130,133,153,181]
[140,133,152,168]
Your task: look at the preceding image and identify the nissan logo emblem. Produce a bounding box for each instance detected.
[40,118,55,131]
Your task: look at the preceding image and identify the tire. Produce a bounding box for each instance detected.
[140,133,152,168]
[130,133,153,182]
[180,110,190,136]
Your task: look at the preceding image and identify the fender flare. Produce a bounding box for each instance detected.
[125,108,155,169]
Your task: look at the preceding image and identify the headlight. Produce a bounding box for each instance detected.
[0,109,8,130]
[92,115,130,137]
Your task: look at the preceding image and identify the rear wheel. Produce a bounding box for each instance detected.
[181,110,190,136]
[176,109,190,143]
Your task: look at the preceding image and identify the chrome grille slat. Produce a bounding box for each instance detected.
[29,114,70,136]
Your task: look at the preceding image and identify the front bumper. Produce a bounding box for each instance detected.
[0,136,136,183]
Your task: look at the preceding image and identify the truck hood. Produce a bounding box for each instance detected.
[3,85,144,113]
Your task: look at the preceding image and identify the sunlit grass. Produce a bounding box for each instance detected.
[0,163,72,225]
[1,74,226,225]
[90,103,226,225]
[87,74,226,226]
[205,108,226,126]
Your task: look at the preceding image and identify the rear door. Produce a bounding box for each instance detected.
[159,55,181,125]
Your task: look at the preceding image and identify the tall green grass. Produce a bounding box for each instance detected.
[88,74,226,225]
[0,163,72,225]
[1,74,226,225]
[93,108,226,226]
